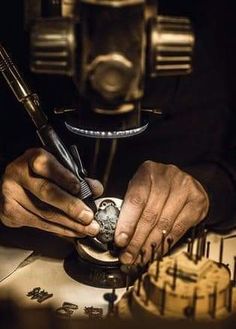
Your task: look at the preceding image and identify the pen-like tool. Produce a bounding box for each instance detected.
[0,44,97,213]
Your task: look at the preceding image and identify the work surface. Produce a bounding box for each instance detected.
[0,227,236,319]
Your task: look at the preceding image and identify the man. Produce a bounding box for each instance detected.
[0,0,235,264]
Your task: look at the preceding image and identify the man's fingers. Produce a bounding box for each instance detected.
[167,202,199,247]
[29,148,81,195]
[19,175,94,225]
[119,185,169,264]
[0,198,80,238]
[29,149,104,199]
[142,202,196,263]
[86,178,104,198]
[120,189,187,264]
[115,179,150,248]
[13,188,100,236]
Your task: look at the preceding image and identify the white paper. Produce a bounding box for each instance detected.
[0,246,33,282]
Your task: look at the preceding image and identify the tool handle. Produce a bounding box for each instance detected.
[37,124,97,213]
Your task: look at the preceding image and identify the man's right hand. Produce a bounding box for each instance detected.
[0,148,103,238]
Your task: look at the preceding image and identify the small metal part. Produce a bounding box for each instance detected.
[201,229,208,256]
[189,226,196,260]
[65,121,149,139]
[187,238,192,254]
[209,283,218,319]
[160,282,166,316]
[206,241,211,258]
[167,237,173,256]
[144,275,151,306]
[141,108,163,116]
[140,249,146,266]
[56,302,78,318]
[166,267,197,283]
[233,257,236,287]
[81,0,145,6]
[196,236,202,262]
[227,282,233,313]
[219,237,224,266]
[103,276,118,317]
[54,107,76,115]
[26,287,53,304]
[155,256,160,281]
[160,230,167,261]
[151,243,157,263]
[184,287,198,319]
[172,259,178,290]
[84,306,103,320]
[120,263,139,291]
[69,144,87,177]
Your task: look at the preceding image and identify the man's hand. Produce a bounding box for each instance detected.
[115,161,209,264]
[0,148,103,237]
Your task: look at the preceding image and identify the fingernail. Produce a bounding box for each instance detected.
[120,252,133,264]
[88,220,100,236]
[116,233,129,247]
[79,210,93,224]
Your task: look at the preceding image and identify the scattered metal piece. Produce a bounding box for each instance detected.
[227,282,233,313]
[187,238,192,254]
[234,257,236,287]
[206,241,211,258]
[209,283,217,319]
[172,259,178,290]
[201,229,208,257]
[160,230,167,261]
[84,306,103,320]
[196,236,202,262]
[140,249,146,266]
[167,237,173,256]
[219,237,224,266]
[56,302,78,318]
[155,256,160,281]
[26,287,53,304]
[151,243,157,263]
[160,282,166,316]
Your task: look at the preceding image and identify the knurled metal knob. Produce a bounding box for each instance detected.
[148,15,195,77]
[88,53,134,101]
[30,18,76,76]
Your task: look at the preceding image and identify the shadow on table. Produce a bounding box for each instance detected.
[0,224,74,260]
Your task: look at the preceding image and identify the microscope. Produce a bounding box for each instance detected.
[0,0,195,288]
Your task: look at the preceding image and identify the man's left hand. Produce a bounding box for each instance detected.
[115,161,209,264]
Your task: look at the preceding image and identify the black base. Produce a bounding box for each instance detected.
[63,250,139,289]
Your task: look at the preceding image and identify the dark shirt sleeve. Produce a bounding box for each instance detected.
[177,40,236,231]
[183,161,236,231]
